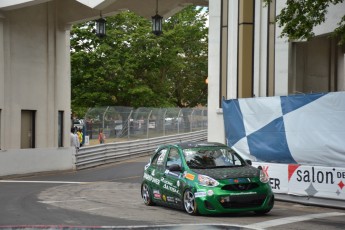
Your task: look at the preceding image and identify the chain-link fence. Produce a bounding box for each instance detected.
[81,107,207,145]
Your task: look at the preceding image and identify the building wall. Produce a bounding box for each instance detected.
[0,2,71,150]
[253,0,268,98]
[0,2,75,175]
[207,0,224,143]
[227,1,238,99]
[273,0,289,96]
[0,14,4,149]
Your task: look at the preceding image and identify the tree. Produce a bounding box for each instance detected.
[162,6,208,107]
[264,0,345,44]
[70,6,208,117]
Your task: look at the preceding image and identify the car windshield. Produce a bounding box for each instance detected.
[183,147,246,169]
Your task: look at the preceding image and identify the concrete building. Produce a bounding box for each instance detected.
[0,0,344,176]
[207,0,345,143]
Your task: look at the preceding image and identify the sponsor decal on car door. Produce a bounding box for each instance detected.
[162,147,183,205]
[146,148,168,201]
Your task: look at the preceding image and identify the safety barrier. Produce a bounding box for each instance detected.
[76,129,207,170]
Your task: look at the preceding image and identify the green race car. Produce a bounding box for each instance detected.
[141,142,274,215]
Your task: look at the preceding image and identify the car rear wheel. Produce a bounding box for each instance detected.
[183,189,198,215]
[141,183,154,206]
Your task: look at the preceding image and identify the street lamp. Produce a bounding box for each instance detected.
[152,0,163,36]
[95,12,106,38]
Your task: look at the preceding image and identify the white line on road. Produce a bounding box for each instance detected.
[85,207,108,211]
[89,188,138,191]
[244,212,345,229]
[39,199,86,204]
[0,180,89,184]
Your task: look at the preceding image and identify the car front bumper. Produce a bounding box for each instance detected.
[193,185,274,215]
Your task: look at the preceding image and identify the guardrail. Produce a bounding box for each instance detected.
[76,130,207,170]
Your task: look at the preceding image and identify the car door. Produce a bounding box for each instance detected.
[161,147,184,206]
[145,147,168,204]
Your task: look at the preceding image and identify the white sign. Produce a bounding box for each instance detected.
[253,162,345,201]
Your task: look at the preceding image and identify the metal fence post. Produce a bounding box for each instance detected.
[102,106,109,129]
[190,109,195,132]
[163,109,167,136]
[127,110,133,140]
[177,109,182,134]
[147,110,152,139]
[202,108,204,130]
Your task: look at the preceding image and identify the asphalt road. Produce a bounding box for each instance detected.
[1,156,345,230]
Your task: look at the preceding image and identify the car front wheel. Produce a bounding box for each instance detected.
[141,183,154,206]
[183,189,198,215]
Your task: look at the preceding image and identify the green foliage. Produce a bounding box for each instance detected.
[264,0,345,44]
[334,15,345,44]
[71,6,208,117]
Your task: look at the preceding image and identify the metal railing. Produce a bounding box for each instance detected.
[76,129,207,170]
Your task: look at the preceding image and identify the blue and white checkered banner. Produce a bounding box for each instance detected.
[222,92,345,166]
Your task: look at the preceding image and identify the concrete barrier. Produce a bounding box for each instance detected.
[0,147,75,177]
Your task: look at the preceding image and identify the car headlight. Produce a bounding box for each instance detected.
[198,175,219,187]
[260,170,270,183]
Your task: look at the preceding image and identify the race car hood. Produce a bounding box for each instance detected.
[191,165,260,180]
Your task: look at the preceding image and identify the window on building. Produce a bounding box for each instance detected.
[290,36,339,94]
[267,0,276,96]
[21,110,36,149]
[58,111,64,147]
[220,0,228,107]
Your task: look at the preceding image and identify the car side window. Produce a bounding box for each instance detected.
[151,148,168,166]
[166,148,181,168]
[232,153,243,166]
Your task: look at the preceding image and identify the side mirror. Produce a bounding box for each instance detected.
[245,159,252,165]
[168,164,182,172]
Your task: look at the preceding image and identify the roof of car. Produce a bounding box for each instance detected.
[174,141,228,149]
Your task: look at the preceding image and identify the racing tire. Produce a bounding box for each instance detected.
[141,183,154,206]
[183,189,198,215]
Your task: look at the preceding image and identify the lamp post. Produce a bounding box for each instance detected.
[152,0,163,36]
[95,13,106,38]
